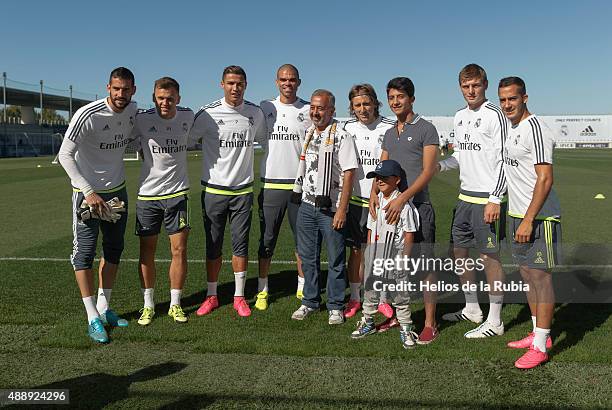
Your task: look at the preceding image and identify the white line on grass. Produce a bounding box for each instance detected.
[0,256,323,265]
[1,257,611,269]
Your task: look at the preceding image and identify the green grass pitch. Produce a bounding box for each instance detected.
[0,149,611,408]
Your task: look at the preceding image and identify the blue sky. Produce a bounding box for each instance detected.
[1,0,611,117]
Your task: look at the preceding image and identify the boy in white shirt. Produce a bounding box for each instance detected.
[351,160,421,349]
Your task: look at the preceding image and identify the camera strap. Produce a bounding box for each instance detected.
[293,122,337,197]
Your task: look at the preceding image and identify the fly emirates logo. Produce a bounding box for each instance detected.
[358,149,380,166]
[270,125,300,141]
[220,132,252,148]
[100,134,130,150]
[458,134,481,151]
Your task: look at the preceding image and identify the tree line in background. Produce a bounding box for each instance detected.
[0,106,67,123]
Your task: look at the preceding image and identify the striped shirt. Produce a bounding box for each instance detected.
[504,114,561,219]
[301,120,359,212]
[58,98,137,195]
[440,100,509,204]
[132,107,194,199]
[367,190,420,250]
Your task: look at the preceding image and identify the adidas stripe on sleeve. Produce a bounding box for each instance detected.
[485,102,508,202]
[504,114,560,219]
[58,98,137,194]
[443,101,509,204]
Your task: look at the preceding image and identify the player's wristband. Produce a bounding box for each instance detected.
[487,195,502,205]
[82,187,95,197]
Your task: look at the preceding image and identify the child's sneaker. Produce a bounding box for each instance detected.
[351,317,377,339]
[400,325,419,349]
[328,309,345,325]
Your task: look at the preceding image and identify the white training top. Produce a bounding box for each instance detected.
[343,116,395,202]
[259,96,312,187]
[440,101,508,204]
[58,98,138,196]
[504,114,561,219]
[131,107,194,199]
[301,120,358,212]
[191,98,266,193]
[367,190,420,250]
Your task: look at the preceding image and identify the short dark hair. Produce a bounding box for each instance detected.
[348,84,381,118]
[386,77,415,98]
[498,76,527,95]
[109,67,135,85]
[277,64,300,79]
[154,77,180,93]
[459,63,487,84]
[222,65,247,81]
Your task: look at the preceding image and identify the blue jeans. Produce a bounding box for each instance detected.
[297,202,346,311]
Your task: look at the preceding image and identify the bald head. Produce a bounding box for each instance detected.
[277,64,300,79]
[276,64,301,103]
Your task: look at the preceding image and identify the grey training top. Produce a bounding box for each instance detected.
[381,114,439,204]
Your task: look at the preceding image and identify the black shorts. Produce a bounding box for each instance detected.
[201,191,253,259]
[258,188,299,257]
[451,200,507,254]
[345,203,370,248]
[71,186,128,270]
[511,217,562,270]
[136,195,190,236]
[412,202,436,259]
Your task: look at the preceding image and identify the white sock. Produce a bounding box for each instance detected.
[349,282,361,301]
[142,288,154,309]
[379,291,388,304]
[533,327,551,352]
[207,282,218,297]
[96,288,112,313]
[170,289,182,307]
[464,290,481,314]
[487,294,503,326]
[234,271,246,297]
[297,276,305,292]
[531,315,537,332]
[258,277,269,293]
[82,296,99,322]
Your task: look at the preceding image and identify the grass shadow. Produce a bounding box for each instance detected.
[34,361,187,409]
[550,302,612,355]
